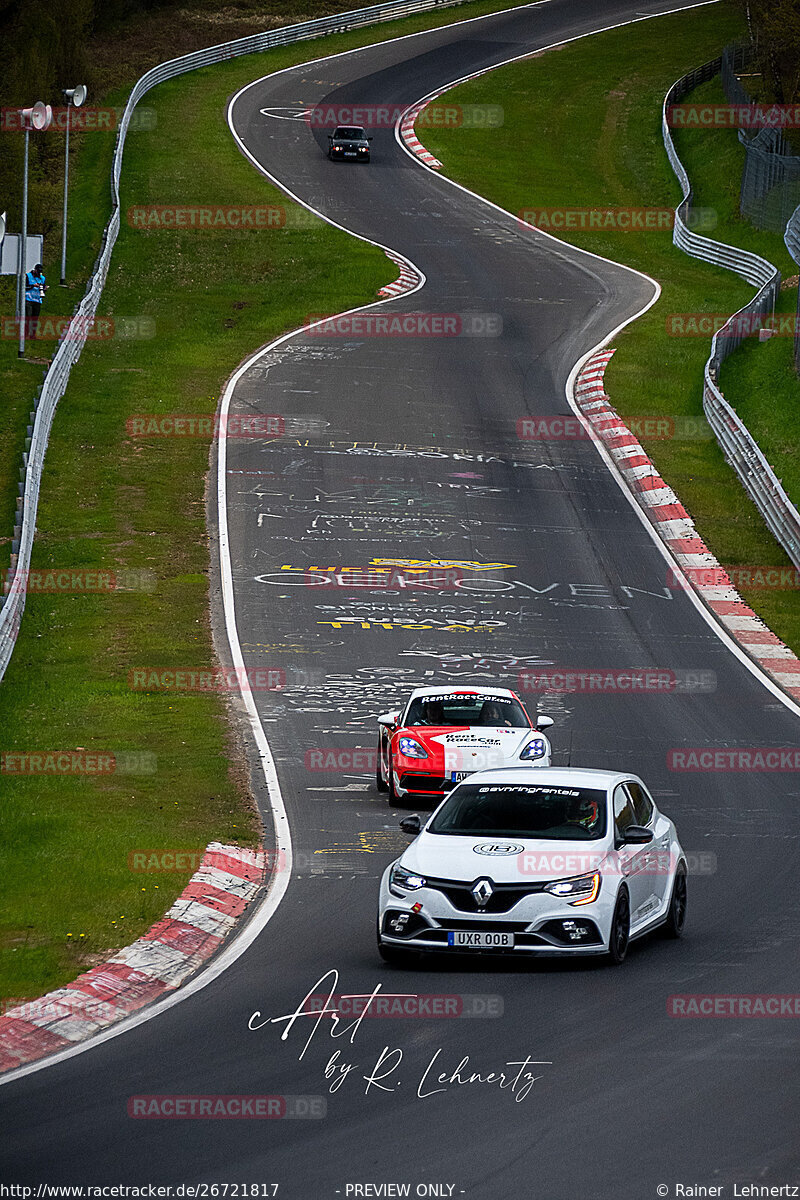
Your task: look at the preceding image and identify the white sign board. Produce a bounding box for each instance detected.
[0,233,44,276]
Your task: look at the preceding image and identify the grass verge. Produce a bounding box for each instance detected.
[0,0,533,1002]
[418,4,800,652]
[0,96,121,580]
[718,308,800,510]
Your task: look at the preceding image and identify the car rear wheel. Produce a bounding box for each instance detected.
[663,865,687,938]
[608,888,630,965]
[376,734,388,792]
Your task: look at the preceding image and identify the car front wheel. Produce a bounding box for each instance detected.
[608,888,630,965]
[376,734,388,792]
[388,754,399,805]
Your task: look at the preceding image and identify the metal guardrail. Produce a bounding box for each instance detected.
[785,202,800,373]
[0,0,474,683]
[663,63,800,574]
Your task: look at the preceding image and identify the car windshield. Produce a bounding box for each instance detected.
[428,783,607,840]
[404,694,530,728]
[334,127,365,139]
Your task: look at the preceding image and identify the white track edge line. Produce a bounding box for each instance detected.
[565,354,800,719]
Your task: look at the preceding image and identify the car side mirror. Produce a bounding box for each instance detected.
[536,715,554,730]
[327,133,333,139]
[367,136,373,141]
[378,710,400,729]
[400,815,421,837]
[620,824,653,846]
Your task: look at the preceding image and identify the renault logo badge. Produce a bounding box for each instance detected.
[472,879,494,908]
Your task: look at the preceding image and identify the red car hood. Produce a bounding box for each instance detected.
[399,725,538,771]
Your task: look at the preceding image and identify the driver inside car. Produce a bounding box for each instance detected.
[478,700,509,726]
[565,795,600,832]
[423,699,445,725]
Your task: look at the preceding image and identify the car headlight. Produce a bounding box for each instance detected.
[543,872,601,906]
[389,863,426,892]
[332,145,341,150]
[398,736,428,759]
[519,737,547,761]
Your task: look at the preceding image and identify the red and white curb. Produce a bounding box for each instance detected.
[575,350,800,703]
[398,60,504,172]
[378,250,423,297]
[0,842,266,1073]
[399,103,442,170]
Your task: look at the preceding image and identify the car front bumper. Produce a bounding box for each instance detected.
[378,872,615,956]
[393,760,551,802]
[329,148,369,159]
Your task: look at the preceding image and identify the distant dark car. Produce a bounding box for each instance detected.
[327,125,372,162]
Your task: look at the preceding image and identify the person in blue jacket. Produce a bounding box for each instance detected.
[25,263,47,338]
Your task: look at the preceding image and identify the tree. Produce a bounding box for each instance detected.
[728,0,800,103]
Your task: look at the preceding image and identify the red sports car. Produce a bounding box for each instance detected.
[376,686,554,805]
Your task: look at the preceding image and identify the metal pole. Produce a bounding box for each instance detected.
[60,96,71,284]
[18,125,29,359]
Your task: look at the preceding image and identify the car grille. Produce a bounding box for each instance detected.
[399,774,453,793]
[425,876,547,914]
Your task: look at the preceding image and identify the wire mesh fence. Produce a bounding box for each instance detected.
[785,203,800,373]
[721,43,800,234]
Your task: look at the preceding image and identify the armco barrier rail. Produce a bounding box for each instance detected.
[785,202,800,373]
[0,0,473,684]
[663,62,800,574]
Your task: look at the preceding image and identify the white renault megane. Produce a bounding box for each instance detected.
[377,767,687,965]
